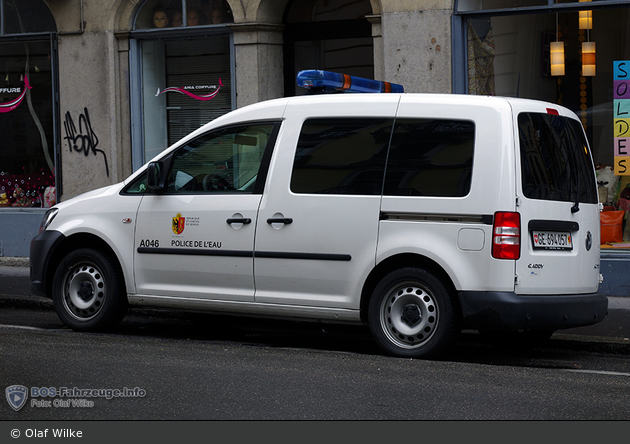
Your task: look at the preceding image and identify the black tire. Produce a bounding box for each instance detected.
[52,248,128,331]
[368,267,461,359]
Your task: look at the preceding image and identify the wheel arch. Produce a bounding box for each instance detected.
[44,233,127,299]
[360,253,459,323]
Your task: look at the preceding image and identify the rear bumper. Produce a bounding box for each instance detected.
[458,291,608,331]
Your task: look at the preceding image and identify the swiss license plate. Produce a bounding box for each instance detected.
[532,231,573,250]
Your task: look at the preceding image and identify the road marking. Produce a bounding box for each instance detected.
[565,369,630,377]
[0,324,49,331]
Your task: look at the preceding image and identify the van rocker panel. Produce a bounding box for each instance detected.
[458,291,608,330]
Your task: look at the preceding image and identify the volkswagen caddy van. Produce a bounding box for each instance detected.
[30,71,607,358]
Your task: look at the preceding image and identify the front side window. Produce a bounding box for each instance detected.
[384,119,475,197]
[290,118,393,195]
[166,123,276,194]
[519,112,597,204]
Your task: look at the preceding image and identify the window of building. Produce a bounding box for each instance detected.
[134,0,233,29]
[131,0,235,169]
[0,0,57,209]
[384,119,475,197]
[291,118,393,195]
[454,0,630,247]
[284,0,374,96]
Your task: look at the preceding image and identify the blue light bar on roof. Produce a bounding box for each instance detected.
[297,70,404,94]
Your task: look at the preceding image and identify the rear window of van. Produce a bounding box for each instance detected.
[518,113,597,204]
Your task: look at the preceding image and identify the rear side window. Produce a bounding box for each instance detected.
[519,113,597,204]
[383,119,475,197]
[291,118,394,195]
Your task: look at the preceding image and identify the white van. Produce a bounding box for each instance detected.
[30,71,607,358]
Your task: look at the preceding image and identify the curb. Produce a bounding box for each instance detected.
[0,257,30,267]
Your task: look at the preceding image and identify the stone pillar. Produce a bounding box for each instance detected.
[231,23,285,108]
[381,8,452,93]
[366,15,385,82]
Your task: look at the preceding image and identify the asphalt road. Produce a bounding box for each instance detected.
[1,264,629,421]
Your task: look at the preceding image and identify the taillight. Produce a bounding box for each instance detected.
[492,212,521,260]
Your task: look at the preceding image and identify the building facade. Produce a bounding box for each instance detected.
[1,0,630,294]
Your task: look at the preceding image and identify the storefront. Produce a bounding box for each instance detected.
[453,0,630,294]
[0,0,58,257]
[128,0,235,170]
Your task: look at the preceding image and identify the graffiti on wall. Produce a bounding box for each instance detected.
[63,107,109,177]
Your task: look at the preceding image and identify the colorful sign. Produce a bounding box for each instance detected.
[0,75,31,113]
[614,61,630,175]
[156,78,223,101]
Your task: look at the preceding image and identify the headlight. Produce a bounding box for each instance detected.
[39,208,59,233]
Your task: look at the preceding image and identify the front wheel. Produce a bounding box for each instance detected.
[368,268,461,359]
[52,248,128,331]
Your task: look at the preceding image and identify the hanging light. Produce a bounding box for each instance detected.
[550,12,564,76]
[551,41,565,76]
[582,41,596,76]
[579,0,592,30]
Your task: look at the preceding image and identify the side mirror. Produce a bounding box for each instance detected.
[147,161,166,192]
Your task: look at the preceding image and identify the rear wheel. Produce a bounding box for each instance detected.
[368,267,460,359]
[52,248,127,331]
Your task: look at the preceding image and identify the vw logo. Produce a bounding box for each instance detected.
[585,231,592,251]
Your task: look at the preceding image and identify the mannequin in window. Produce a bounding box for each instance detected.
[187,8,201,26]
[202,1,233,24]
[153,10,169,28]
[210,8,224,24]
[171,10,183,27]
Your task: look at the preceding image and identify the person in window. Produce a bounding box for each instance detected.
[153,10,169,28]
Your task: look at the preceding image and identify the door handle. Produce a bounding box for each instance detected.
[267,218,293,225]
[227,218,252,225]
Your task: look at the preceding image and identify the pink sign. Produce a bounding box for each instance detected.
[156,78,223,101]
[0,76,31,113]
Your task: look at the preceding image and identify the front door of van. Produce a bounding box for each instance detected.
[134,122,278,302]
[253,97,400,310]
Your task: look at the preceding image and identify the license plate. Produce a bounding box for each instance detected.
[532,231,573,250]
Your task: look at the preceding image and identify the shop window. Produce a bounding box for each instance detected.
[284,0,374,96]
[140,35,232,162]
[0,0,56,35]
[0,0,56,208]
[134,0,233,30]
[132,0,234,167]
[459,3,630,247]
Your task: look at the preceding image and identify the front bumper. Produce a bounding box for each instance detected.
[458,291,608,331]
[30,230,66,298]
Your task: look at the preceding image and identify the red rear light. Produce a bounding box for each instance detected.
[492,212,521,260]
[546,108,559,115]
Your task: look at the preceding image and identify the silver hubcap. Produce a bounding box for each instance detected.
[62,263,106,321]
[380,282,438,349]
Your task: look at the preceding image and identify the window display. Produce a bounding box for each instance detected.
[0,40,55,208]
[134,0,233,30]
[463,4,630,248]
